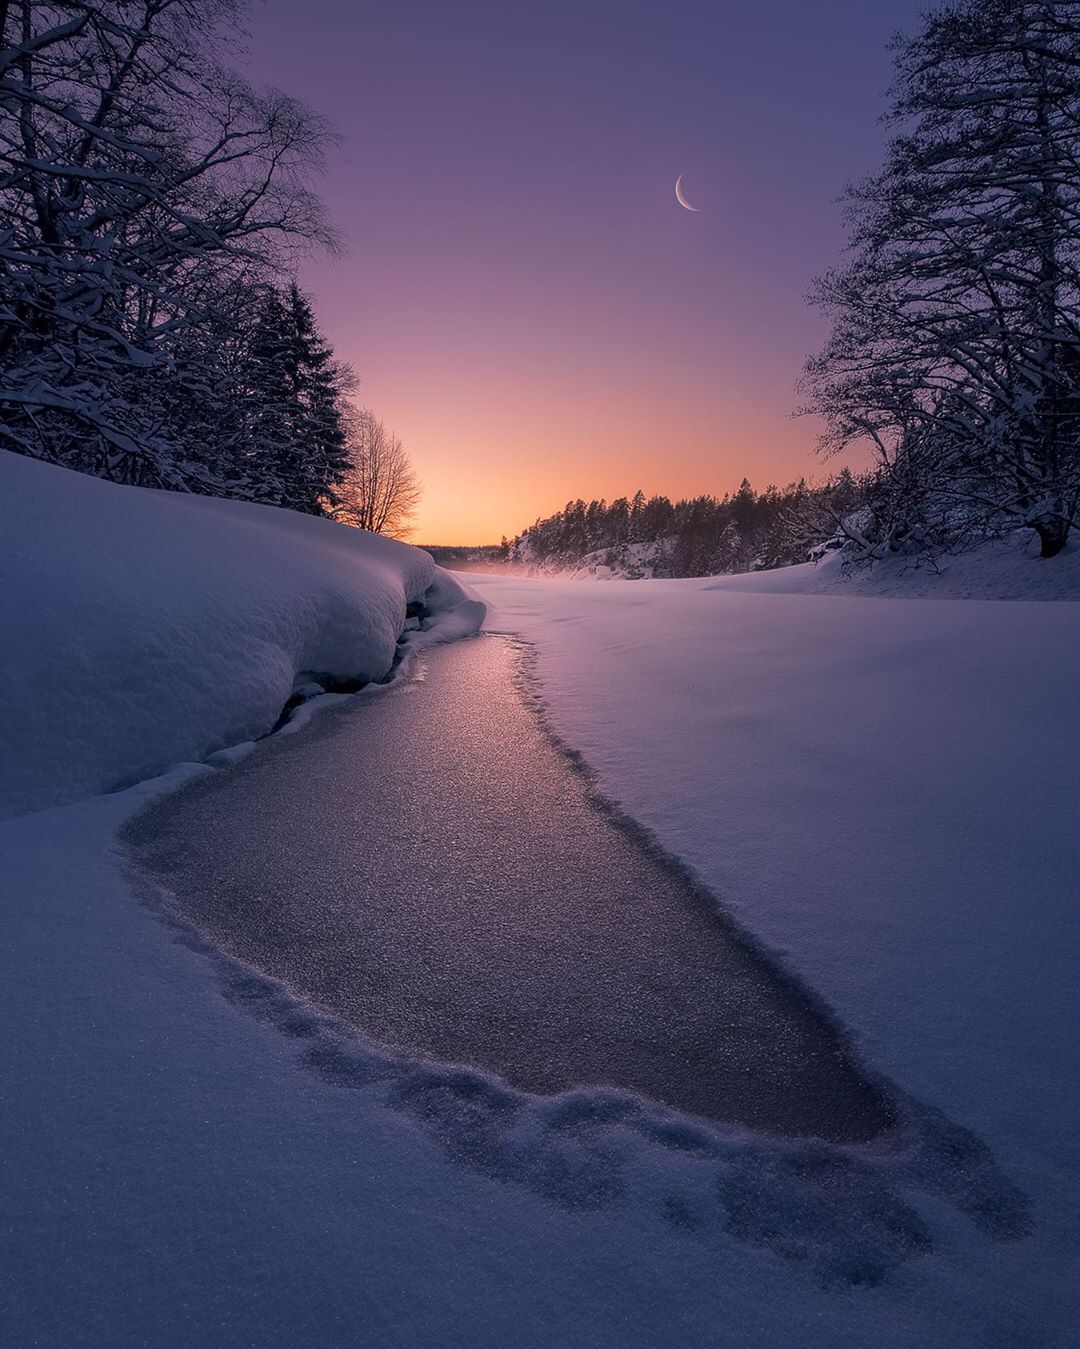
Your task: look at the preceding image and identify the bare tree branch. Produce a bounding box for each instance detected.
[331,408,423,539]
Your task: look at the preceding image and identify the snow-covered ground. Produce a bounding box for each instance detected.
[466,565,1080,1343]
[701,534,1080,600]
[530,530,1080,597]
[3,461,1078,1347]
[0,451,481,819]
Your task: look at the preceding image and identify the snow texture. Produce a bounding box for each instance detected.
[541,531,1080,597]
[463,566,1080,1344]
[2,473,1079,1346]
[698,535,1080,600]
[0,451,481,819]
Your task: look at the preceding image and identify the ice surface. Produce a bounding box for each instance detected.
[125,635,898,1143]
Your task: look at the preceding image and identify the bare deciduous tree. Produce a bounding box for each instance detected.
[331,409,422,538]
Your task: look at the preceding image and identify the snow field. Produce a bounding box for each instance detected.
[464,569,1080,1343]
[0,778,1053,1349]
[3,454,1079,1345]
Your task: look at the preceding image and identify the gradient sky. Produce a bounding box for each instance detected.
[245,0,925,543]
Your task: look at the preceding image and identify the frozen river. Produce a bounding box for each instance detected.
[127,635,895,1144]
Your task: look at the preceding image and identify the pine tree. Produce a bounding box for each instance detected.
[628,489,648,541]
[246,285,352,513]
[507,478,859,577]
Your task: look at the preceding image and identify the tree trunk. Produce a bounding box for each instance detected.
[1034,517,1070,558]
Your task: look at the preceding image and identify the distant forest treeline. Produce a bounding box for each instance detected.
[505,473,865,578]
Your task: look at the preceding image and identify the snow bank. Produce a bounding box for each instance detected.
[509,531,1080,598]
[467,570,1080,1343]
[0,451,482,819]
[699,534,1080,600]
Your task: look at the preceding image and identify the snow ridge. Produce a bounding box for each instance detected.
[0,451,483,820]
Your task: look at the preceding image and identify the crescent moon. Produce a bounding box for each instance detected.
[675,174,702,212]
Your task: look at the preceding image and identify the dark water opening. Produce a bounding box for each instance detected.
[126,635,896,1143]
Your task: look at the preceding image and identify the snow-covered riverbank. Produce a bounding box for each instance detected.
[466,568,1080,1343]
[0,452,482,819]
[3,459,1078,1346]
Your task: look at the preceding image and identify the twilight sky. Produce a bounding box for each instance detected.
[245,0,925,543]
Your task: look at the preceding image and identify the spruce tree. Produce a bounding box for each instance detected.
[246,285,352,513]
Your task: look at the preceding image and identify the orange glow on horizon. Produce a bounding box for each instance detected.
[357,374,833,547]
[324,283,839,546]
[243,0,907,550]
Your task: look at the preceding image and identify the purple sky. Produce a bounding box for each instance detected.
[244,0,926,542]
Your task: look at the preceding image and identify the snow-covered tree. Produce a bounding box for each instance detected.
[628,489,647,541]
[803,0,1080,557]
[0,1,335,491]
[507,478,859,577]
[245,284,351,513]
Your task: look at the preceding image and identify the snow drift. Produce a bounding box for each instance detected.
[0,451,483,819]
